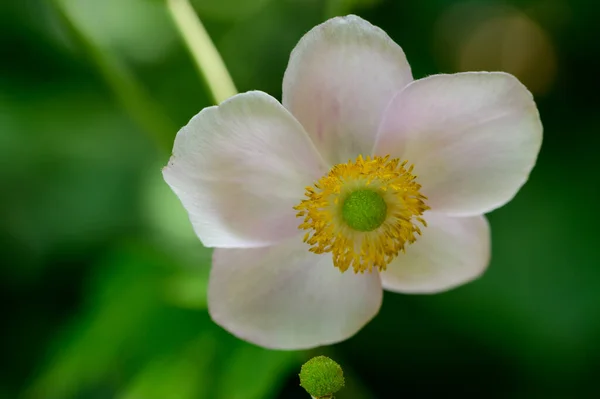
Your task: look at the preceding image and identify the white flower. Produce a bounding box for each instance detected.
[163,15,542,350]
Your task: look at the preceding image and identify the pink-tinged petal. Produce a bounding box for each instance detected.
[209,235,383,350]
[283,15,413,165]
[381,212,490,294]
[163,91,327,248]
[375,72,542,216]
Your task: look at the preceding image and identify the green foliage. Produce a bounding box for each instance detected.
[25,244,299,399]
[325,0,382,18]
[57,0,175,63]
[190,0,273,21]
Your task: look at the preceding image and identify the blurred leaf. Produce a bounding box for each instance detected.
[57,0,176,63]
[122,334,300,399]
[119,333,218,399]
[26,244,207,399]
[51,0,176,153]
[0,90,154,278]
[325,0,382,18]
[163,269,210,309]
[215,346,300,399]
[191,0,274,21]
[25,241,297,399]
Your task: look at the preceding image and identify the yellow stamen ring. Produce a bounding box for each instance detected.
[294,155,429,273]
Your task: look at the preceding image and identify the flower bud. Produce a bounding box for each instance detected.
[299,356,345,398]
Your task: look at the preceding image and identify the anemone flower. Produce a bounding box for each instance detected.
[163,15,542,350]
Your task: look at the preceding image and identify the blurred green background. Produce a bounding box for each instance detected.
[1,0,599,398]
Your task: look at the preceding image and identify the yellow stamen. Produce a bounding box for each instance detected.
[294,155,429,273]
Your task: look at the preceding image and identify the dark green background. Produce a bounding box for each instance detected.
[1,0,599,398]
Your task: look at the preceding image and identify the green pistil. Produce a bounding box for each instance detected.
[341,189,387,232]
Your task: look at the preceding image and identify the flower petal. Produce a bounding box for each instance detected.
[282,15,413,165]
[375,72,543,215]
[208,235,383,349]
[163,91,327,248]
[381,212,490,294]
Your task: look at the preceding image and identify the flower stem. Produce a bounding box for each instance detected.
[166,0,238,104]
[50,0,176,155]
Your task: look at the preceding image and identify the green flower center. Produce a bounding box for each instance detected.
[341,189,387,232]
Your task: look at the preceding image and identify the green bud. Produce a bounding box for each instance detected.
[299,356,345,398]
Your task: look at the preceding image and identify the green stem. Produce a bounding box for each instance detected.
[50,0,176,155]
[166,0,238,104]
